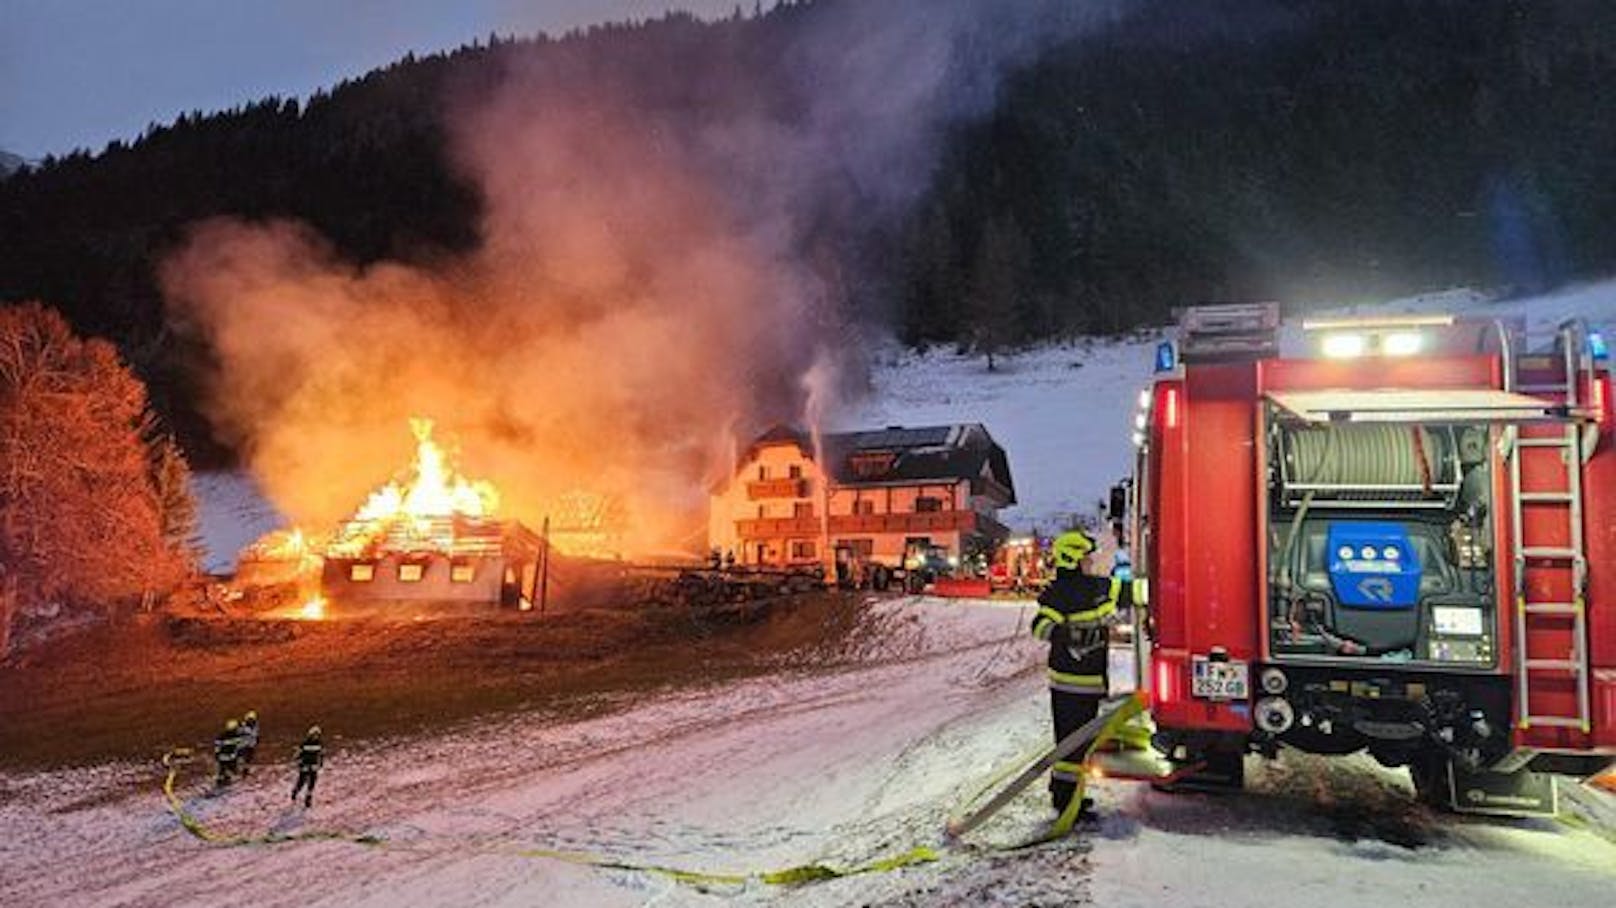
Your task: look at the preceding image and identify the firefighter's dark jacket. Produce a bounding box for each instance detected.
[1031,569,1131,694]
[297,739,324,770]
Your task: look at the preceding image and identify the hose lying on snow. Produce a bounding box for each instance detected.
[159,749,937,890]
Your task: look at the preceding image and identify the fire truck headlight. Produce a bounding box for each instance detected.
[1138,388,1152,410]
[1322,332,1367,358]
[1131,431,1145,447]
[1134,412,1148,430]
[1382,332,1424,356]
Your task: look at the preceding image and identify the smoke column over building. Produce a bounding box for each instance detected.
[161,1,1119,552]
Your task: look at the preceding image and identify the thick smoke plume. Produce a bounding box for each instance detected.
[161,1,1117,553]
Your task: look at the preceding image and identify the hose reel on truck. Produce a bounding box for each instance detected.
[1276,423,1464,509]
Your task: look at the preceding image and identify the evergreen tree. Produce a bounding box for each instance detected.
[147,431,205,571]
[964,215,1030,370]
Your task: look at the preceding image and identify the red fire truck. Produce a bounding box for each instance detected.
[1122,303,1616,814]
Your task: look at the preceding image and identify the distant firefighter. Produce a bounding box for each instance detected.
[291,726,324,808]
[238,710,260,776]
[213,719,242,787]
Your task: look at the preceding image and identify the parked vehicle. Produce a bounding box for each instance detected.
[1121,303,1616,814]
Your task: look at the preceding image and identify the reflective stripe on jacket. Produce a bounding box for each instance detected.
[1047,669,1107,694]
[1033,569,1131,690]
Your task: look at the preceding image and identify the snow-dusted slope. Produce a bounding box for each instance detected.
[191,472,284,573]
[845,337,1160,535]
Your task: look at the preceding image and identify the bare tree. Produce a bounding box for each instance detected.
[0,303,188,655]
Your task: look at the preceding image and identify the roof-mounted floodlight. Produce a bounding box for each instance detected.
[1321,333,1367,359]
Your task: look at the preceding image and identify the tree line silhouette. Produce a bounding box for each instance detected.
[3,0,1615,458]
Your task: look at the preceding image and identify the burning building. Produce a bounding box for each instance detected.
[320,516,544,610]
[238,418,548,614]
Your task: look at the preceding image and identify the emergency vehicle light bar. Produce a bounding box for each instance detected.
[1300,314,1456,331]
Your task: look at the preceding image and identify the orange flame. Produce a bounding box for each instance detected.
[327,418,499,557]
[353,417,498,521]
[296,595,327,621]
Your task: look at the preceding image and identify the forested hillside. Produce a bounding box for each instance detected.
[3,0,1615,459]
[899,0,1616,345]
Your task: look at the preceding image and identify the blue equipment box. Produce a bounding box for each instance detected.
[1326,522,1422,609]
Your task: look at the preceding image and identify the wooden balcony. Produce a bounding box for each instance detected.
[826,510,981,535]
[747,478,810,500]
[736,516,822,539]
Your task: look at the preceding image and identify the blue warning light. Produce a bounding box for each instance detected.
[1155,342,1177,373]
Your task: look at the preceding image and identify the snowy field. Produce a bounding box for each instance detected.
[10,281,1613,906]
[2,597,1612,907]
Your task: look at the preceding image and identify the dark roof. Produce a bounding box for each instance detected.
[751,424,810,448]
[743,423,1016,504]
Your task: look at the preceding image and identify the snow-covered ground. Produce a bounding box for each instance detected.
[3,597,1612,907]
[42,280,1609,906]
[190,471,283,573]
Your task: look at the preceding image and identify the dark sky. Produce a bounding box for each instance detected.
[0,0,739,159]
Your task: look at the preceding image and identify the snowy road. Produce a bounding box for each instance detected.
[3,598,1613,907]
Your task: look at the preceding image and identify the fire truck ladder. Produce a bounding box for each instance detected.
[1508,319,1594,733]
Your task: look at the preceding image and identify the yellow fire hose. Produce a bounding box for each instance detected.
[159,695,1153,888]
[160,749,936,890]
[945,692,1147,844]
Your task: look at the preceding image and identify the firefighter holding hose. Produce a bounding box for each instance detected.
[1030,529,1130,818]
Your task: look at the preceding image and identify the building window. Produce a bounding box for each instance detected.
[757,465,768,481]
[788,464,802,479]
[915,496,943,512]
[794,502,814,519]
[349,563,375,582]
[849,451,897,479]
[840,538,875,557]
[791,541,816,560]
[854,499,876,516]
[399,563,425,582]
[757,504,766,519]
[450,563,475,583]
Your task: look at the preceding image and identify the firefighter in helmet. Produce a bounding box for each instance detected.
[238,710,260,776]
[1030,528,1130,817]
[214,718,242,787]
[291,725,324,808]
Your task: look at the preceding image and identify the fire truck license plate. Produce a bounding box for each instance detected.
[1191,658,1249,700]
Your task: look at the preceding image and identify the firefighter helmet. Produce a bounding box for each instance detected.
[307,726,322,739]
[244,710,257,723]
[1052,530,1097,570]
[225,719,239,732]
